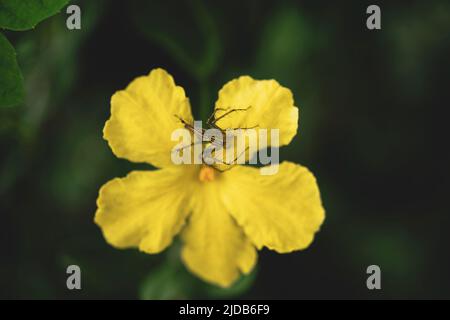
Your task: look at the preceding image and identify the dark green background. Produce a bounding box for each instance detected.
[1,0,450,299]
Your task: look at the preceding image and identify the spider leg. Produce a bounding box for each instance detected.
[207,108,228,126]
[173,114,189,125]
[207,146,249,173]
[211,106,252,125]
[228,124,259,130]
[209,164,235,173]
[173,140,208,153]
[206,146,249,166]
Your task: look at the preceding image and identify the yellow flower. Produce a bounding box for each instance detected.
[95,68,325,287]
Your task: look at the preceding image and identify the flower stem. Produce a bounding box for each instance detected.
[198,80,211,122]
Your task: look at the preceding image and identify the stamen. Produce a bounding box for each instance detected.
[198,165,215,182]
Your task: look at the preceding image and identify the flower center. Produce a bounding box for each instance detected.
[199,165,215,182]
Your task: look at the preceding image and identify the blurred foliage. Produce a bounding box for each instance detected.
[0,0,69,108]
[139,245,258,300]
[131,0,221,120]
[0,0,69,30]
[0,32,23,107]
[132,0,221,82]
[1,0,450,299]
[140,260,195,300]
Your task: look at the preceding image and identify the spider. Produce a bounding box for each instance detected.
[174,106,258,171]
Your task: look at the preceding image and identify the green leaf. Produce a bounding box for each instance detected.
[202,268,258,298]
[139,262,195,300]
[0,32,24,107]
[0,0,69,31]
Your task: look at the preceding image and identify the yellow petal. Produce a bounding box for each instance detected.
[104,68,193,168]
[214,76,299,147]
[222,162,325,253]
[181,181,257,287]
[94,167,196,253]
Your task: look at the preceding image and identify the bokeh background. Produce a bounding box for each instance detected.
[1,0,450,299]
